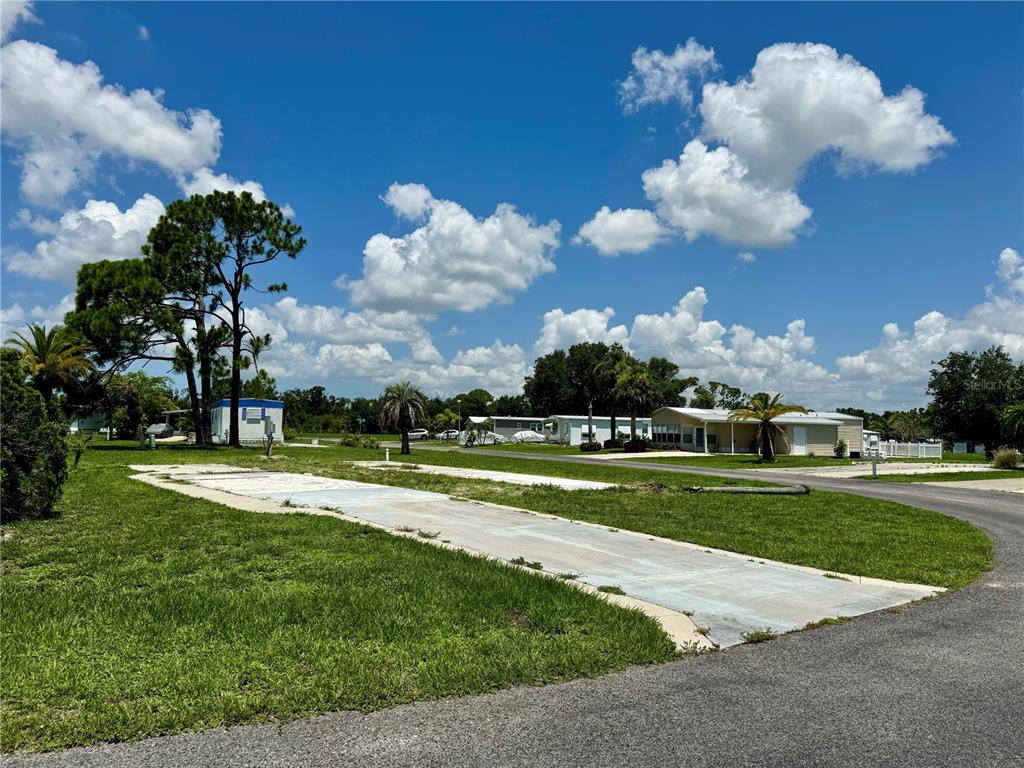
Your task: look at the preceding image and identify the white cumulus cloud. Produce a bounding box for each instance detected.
[0,292,74,332]
[534,306,629,356]
[0,41,221,207]
[584,41,954,254]
[531,248,1022,409]
[573,206,672,255]
[178,167,294,217]
[642,140,812,246]
[700,42,956,188]
[3,194,165,282]
[0,0,38,43]
[347,183,560,313]
[619,39,718,113]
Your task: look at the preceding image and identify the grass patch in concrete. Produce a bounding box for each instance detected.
[0,459,676,753]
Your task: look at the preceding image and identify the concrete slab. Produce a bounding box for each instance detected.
[921,477,1024,493]
[348,461,616,490]
[132,464,942,649]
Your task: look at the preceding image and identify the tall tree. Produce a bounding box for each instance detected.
[928,347,1024,455]
[729,392,807,462]
[204,191,305,446]
[647,357,697,409]
[5,323,93,407]
[142,195,229,444]
[594,344,630,440]
[380,382,427,455]
[69,259,208,443]
[524,349,574,416]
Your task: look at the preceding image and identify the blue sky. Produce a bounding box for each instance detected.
[2,1,1022,409]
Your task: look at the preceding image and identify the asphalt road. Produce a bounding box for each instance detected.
[9,457,1023,768]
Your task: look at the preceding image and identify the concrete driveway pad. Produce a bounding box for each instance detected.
[140,465,940,648]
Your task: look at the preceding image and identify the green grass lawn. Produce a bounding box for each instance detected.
[854,470,1023,483]
[6,443,992,752]
[0,456,676,753]
[108,442,990,589]
[632,453,862,469]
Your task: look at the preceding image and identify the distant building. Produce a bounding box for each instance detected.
[69,411,109,435]
[651,407,863,456]
[210,399,284,444]
[546,415,650,445]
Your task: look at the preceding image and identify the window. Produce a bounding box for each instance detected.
[241,407,247,420]
[683,432,693,444]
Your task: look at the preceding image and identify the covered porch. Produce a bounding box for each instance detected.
[651,410,758,454]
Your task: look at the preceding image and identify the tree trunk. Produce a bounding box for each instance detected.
[182,364,202,446]
[228,322,242,448]
[761,422,775,461]
[630,413,637,442]
[609,404,617,442]
[195,308,212,445]
[400,409,411,454]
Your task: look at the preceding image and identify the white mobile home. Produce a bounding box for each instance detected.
[210,398,284,445]
[651,407,863,456]
[547,415,651,446]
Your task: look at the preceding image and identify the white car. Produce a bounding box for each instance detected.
[407,428,430,440]
[435,429,460,440]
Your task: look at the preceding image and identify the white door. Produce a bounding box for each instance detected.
[791,426,807,455]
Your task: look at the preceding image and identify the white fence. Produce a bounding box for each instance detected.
[871,440,942,459]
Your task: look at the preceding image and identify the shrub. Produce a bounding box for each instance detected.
[623,439,648,453]
[334,433,379,449]
[833,439,848,459]
[1,349,69,522]
[993,446,1021,469]
[579,441,602,452]
[603,438,623,449]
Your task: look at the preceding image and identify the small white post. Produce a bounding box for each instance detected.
[385,447,390,463]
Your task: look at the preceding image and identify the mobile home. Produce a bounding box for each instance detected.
[651,407,862,456]
[210,398,284,445]
[546,415,651,446]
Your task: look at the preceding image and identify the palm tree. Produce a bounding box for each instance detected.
[594,345,629,443]
[379,382,427,455]
[729,392,807,462]
[6,323,93,407]
[1001,403,1024,448]
[613,362,657,444]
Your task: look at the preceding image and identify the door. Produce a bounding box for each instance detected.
[695,427,705,452]
[792,426,807,456]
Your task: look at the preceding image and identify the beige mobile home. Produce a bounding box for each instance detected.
[650,407,863,456]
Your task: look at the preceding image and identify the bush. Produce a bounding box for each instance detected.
[335,433,379,449]
[623,439,648,453]
[603,438,624,449]
[833,439,848,459]
[1,349,69,522]
[993,447,1021,469]
[579,441,602,452]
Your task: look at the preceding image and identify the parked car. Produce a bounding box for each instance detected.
[407,428,430,440]
[435,429,460,440]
